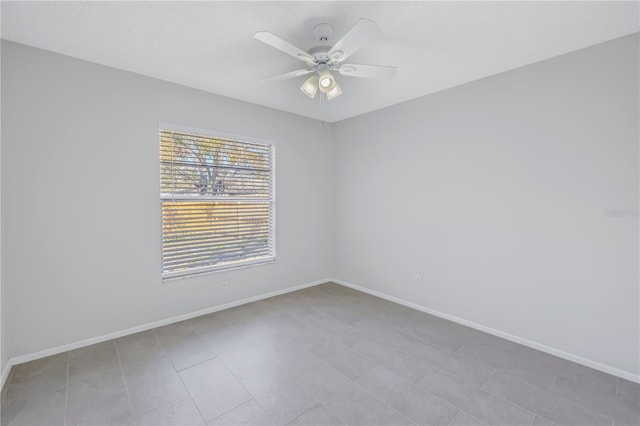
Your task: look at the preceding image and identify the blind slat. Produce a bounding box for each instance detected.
[163,236,270,253]
[163,226,272,239]
[162,227,272,243]
[163,242,270,261]
[163,249,271,270]
[160,129,274,278]
[163,244,270,264]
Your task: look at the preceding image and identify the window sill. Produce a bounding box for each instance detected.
[161,257,276,282]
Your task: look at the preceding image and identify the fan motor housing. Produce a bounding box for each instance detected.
[308,45,344,69]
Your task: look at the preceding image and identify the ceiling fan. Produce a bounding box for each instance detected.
[255,19,397,100]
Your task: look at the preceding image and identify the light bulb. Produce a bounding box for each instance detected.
[317,70,335,93]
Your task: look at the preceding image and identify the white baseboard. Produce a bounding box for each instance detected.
[4,276,638,389]
[331,278,640,384]
[1,362,12,391]
[1,277,330,389]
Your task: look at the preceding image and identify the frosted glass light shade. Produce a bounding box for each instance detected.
[300,75,318,98]
[325,82,342,100]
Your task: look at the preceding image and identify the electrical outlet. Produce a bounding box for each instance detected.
[221,282,228,292]
[415,275,423,287]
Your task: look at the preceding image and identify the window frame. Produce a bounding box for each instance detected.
[159,123,276,280]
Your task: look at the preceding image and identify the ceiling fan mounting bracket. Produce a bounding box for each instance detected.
[313,23,334,44]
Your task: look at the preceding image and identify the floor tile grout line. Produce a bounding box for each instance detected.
[218,358,277,425]
[381,337,494,390]
[532,414,556,426]
[152,327,217,374]
[113,339,137,425]
[391,323,478,364]
[548,375,628,422]
[174,367,210,425]
[144,327,212,423]
[512,353,621,396]
[176,352,221,373]
[284,358,359,426]
[216,345,268,416]
[446,410,467,426]
[467,372,543,424]
[425,367,536,424]
[375,328,507,390]
[212,398,274,425]
[291,356,427,425]
[453,338,470,354]
[549,374,558,393]
[232,355,367,426]
[300,302,504,399]
[482,368,616,425]
[284,403,324,426]
[453,340,564,390]
[479,368,498,388]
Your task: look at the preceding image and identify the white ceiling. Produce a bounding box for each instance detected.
[2,1,638,123]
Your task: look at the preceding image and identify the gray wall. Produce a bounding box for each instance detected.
[2,33,638,379]
[333,33,639,376]
[1,40,334,358]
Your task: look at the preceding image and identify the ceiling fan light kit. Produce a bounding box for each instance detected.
[256,18,397,101]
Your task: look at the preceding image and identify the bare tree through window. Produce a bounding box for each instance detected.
[160,129,274,278]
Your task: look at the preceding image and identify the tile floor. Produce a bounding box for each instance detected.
[1,282,638,426]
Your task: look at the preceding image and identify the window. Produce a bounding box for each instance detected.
[160,126,275,279]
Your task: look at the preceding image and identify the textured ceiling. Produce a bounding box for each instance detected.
[2,1,638,123]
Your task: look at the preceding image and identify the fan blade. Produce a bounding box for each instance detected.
[255,31,314,63]
[260,69,314,82]
[338,63,397,79]
[328,19,381,62]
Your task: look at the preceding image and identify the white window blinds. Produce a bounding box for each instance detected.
[160,128,275,278]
